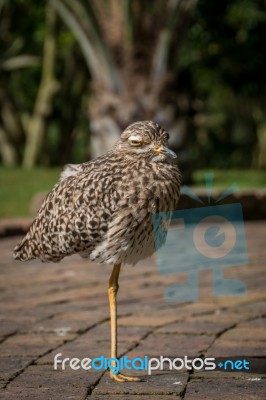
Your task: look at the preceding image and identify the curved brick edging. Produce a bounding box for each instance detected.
[0,190,266,238]
[178,189,266,220]
[0,218,33,238]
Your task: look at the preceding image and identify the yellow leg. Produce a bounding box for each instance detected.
[108,263,141,382]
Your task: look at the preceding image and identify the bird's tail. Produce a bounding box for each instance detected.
[13,235,35,261]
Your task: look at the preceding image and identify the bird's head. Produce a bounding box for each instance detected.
[116,121,177,162]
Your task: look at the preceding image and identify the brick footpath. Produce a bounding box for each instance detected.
[0,222,265,399]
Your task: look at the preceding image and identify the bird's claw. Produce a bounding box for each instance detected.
[110,372,142,382]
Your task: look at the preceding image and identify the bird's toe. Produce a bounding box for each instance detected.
[110,372,142,382]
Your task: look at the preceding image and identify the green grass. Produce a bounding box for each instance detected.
[192,169,266,189]
[0,167,61,218]
[0,167,265,218]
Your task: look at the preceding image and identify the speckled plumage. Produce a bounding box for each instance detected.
[14,121,181,266]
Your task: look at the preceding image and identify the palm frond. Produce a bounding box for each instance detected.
[1,55,40,70]
[151,0,182,81]
[151,0,198,81]
[51,0,123,92]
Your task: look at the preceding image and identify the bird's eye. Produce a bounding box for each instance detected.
[130,140,143,146]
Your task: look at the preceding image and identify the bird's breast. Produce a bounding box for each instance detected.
[117,161,180,213]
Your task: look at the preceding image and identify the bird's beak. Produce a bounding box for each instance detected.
[153,145,177,159]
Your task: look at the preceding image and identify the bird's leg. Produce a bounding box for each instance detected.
[108,263,141,382]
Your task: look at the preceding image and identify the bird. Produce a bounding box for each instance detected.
[13,120,181,382]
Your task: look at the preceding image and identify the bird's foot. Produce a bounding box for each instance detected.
[110,372,142,382]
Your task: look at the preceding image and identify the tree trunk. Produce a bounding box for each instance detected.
[88,75,185,156]
[86,0,198,166]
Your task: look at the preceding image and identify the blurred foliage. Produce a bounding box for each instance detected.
[0,0,89,167]
[0,0,265,171]
[178,0,266,169]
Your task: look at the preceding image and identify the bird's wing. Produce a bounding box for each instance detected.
[14,167,121,262]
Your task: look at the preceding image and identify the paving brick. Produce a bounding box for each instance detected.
[0,333,75,357]
[7,364,101,389]
[127,333,214,359]
[220,327,266,342]
[157,320,230,335]
[119,309,187,327]
[90,396,181,399]
[0,320,20,337]
[25,310,108,336]
[0,382,8,390]
[1,221,266,399]
[0,386,87,400]
[37,327,131,365]
[93,371,188,396]
[231,301,266,318]
[186,311,254,325]
[0,357,33,382]
[184,378,266,400]
[36,341,110,366]
[193,370,265,380]
[206,339,266,358]
[238,317,266,329]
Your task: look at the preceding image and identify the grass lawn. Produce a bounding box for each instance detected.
[0,167,265,218]
[192,169,266,189]
[0,167,61,218]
